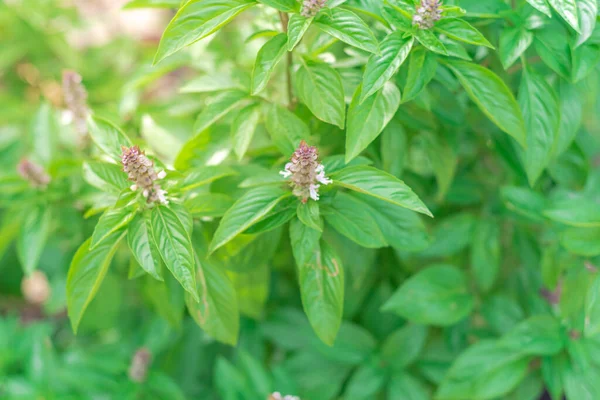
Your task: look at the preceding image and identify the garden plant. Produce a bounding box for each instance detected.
[1,0,600,399]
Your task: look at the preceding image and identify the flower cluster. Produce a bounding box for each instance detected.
[280,140,331,203]
[269,392,300,400]
[412,0,442,29]
[17,159,51,188]
[121,146,168,205]
[301,0,326,17]
[128,348,152,383]
[62,70,89,144]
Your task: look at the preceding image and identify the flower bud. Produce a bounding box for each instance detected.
[17,159,51,188]
[412,0,442,29]
[121,146,168,205]
[280,140,332,203]
[21,271,51,305]
[128,348,152,383]
[301,0,326,17]
[62,70,89,144]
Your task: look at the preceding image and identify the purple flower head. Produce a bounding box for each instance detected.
[62,70,89,144]
[280,140,332,203]
[301,0,326,17]
[121,146,168,205]
[412,0,442,29]
[17,159,51,189]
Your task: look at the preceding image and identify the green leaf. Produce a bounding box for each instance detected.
[151,205,198,301]
[287,14,313,50]
[180,165,237,191]
[548,0,580,33]
[561,227,600,257]
[90,205,135,250]
[576,0,597,47]
[518,66,560,186]
[352,193,430,251]
[297,240,344,345]
[188,232,240,345]
[382,324,428,370]
[296,61,346,128]
[446,60,526,147]
[124,0,182,8]
[330,165,432,217]
[403,48,438,103]
[436,341,530,400]
[290,217,322,268]
[585,274,600,337]
[257,0,299,12]
[251,33,288,94]
[323,192,387,248]
[470,219,500,293]
[128,212,163,281]
[297,201,322,232]
[67,232,125,333]
[194,90,249,134]
[415,29,448,55]
[180,74,244,93]
[87,116,133,162]
[388,372,430,400]
[82,162,129,193]
[419,131,457,201]
[210,186,290,253]
[361,31,413,102]
[185,193,234,218]
[525,0,552,17]
[264,104,308,155]
[345,82,401,162]
[418,213,475,258]
[501,186,546,222]
[231,103,261,160]
[544,197,600,227]
[500,316,564,356]
[154,0,256,64]
[499,27,533,70]
[314,8,379,53]
[143,273,184,328]
[344,362,386,399]
[382,264,474,326]
[435,18,494,48]
[17,207,51,275]
[31,103,58,166]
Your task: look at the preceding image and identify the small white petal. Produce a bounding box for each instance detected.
[309,184,320,201]
[316,164,325,173]
[142,189,149,197]
[130,184,138,191]
[157,170,167,179]
[279,169,292,178]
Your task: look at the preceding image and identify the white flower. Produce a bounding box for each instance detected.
[309,184,320,201]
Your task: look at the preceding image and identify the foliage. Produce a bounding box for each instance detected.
[1,0,600,398]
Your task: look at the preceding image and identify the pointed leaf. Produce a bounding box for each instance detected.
[264,104,308,155]
[345,82,400,162]
[287,14,313,50]
[128,212,163,281]
[210,186,291,253]
[446,60,526,147]
[499,27,533,70]
[67,232,125,332]
[251,33,288,94]
[87,116,133,162]
[518,66,560,186]
[435,18,494,48]
[231,103,261,160]
[154,0,256,64]
[314,8,378,53]
[298,240,344,345]
[403,48,438,103]
[548,0,580,33]
[151,205,198,301]
[296,61,346,128]
[17,207,51,275]
[91,206,136,250]
[331,165,432,217]
[361,31,414,102]
[83,162,129,193]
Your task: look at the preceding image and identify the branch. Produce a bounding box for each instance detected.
[279,12,295,109]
